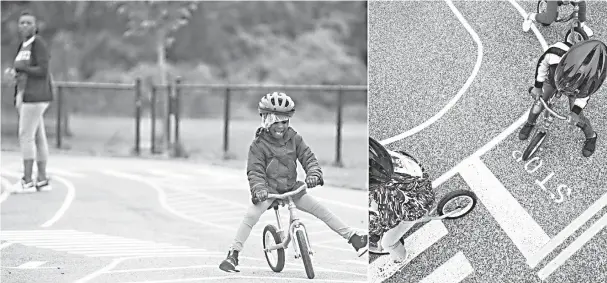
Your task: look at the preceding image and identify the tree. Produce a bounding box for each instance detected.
[108,1,198,152]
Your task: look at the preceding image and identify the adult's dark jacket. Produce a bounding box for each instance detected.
[13,35,53,104]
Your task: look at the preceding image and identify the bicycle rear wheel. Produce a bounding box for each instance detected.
[296,229,315,279]
[523,131,547,161]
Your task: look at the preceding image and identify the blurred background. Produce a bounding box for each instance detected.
[1,1,368,189]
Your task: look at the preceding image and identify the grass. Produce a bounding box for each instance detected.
[1,114,367,190]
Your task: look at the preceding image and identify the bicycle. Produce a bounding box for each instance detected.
[536,0,589,44]
[368,151,478,255]
[261,181,324,279]
[522,87,582,161]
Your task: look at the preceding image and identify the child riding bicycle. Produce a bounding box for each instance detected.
[219,92,368,272]
[523,0,593,37]
[369,137,435,261]
[519,39,607,157]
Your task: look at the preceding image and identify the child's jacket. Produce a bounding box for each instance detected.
[247,127,323,197]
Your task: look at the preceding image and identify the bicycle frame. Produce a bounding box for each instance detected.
[263,184,312,257]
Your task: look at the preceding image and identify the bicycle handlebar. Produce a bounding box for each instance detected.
[266,180,324,200]
[538,97,568,120]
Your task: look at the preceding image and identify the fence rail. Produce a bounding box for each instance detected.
[47,78,367,167]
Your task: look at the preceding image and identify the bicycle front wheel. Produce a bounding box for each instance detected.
[523,131,547,161]
[565,27,588,44]
[296,229,315,279]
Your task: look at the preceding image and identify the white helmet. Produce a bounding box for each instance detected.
[258,92,296,117]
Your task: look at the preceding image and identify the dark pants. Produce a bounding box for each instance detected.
[536,0,587,24]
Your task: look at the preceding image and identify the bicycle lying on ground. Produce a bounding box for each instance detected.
[536,0,589,44]
[262,181,324,279]
[522,87,582,161]
[368,151,478,255]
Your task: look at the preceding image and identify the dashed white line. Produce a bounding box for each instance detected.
[419,252,474,283]
[16,261,47,269]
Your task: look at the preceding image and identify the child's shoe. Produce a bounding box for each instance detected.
[349,233,368,257]
[519,122,535,140]
[219,250,240,272]
[12,178,36,194]
[582,132,597,157]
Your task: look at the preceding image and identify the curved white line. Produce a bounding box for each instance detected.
[101,170,235,232]
[73,257,128,283]
[41,175,76,228]
[0,176,12,204]
[380,0,484,146]
[432,0,549,188]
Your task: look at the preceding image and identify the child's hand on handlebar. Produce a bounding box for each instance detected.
[305,176,320,188]
[253,189,268,204]
[530,87,543,100]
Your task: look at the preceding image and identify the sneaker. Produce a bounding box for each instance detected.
[519,122,535,140]
[580,22,594,37]
[36,178,52,192]
[523,12,535,32]
[12,178,36,194]
[219,250,240,272]
[582,132,597,157]
[348,233,368,257]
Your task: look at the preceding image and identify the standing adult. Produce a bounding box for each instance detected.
[7,10,54,193]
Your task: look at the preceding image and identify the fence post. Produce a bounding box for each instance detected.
[56,85,63,149]
[134,78,142,155]
[173,77,183,157]
[334,86,344,167]
[151,85,157,154]
[223,87,231,159]
[166,83,173,152]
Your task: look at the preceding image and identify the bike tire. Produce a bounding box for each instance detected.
[522,131,547,161]
[263,225,285,273]
[536,0,551,26]
[436,190,477,220]
[296,229,315,279]
[565,27,589,44]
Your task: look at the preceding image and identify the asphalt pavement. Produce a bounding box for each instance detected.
[1,152,368,283]
[368,0,607,282]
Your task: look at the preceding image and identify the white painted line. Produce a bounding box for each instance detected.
[47,168,86,178]
[101,170,236,232]
[0,242,13,250]
[146,169,191,180]
[106,264,367,276]
[16,261,47,269]
[48,244,186,250]
[1,176,13,202]
[118,277,367,283]
[380,0,483,145]
[74,257,129,283]
[528,192,607,268]
[459,157,550,261]
[0,229,81,234]
[86,252,214,257]
[340,259,368,266]
[40,174,76,228]
[538,212,607,280]
[73,248,207,255]
[418,252,474,283]
[314,196,366,211]
[368,221,449,283]
[432,0,549,189]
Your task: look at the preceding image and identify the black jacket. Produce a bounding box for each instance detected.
[13,35,53,104]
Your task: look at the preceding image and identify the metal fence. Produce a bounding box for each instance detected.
[41,79,366,167]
